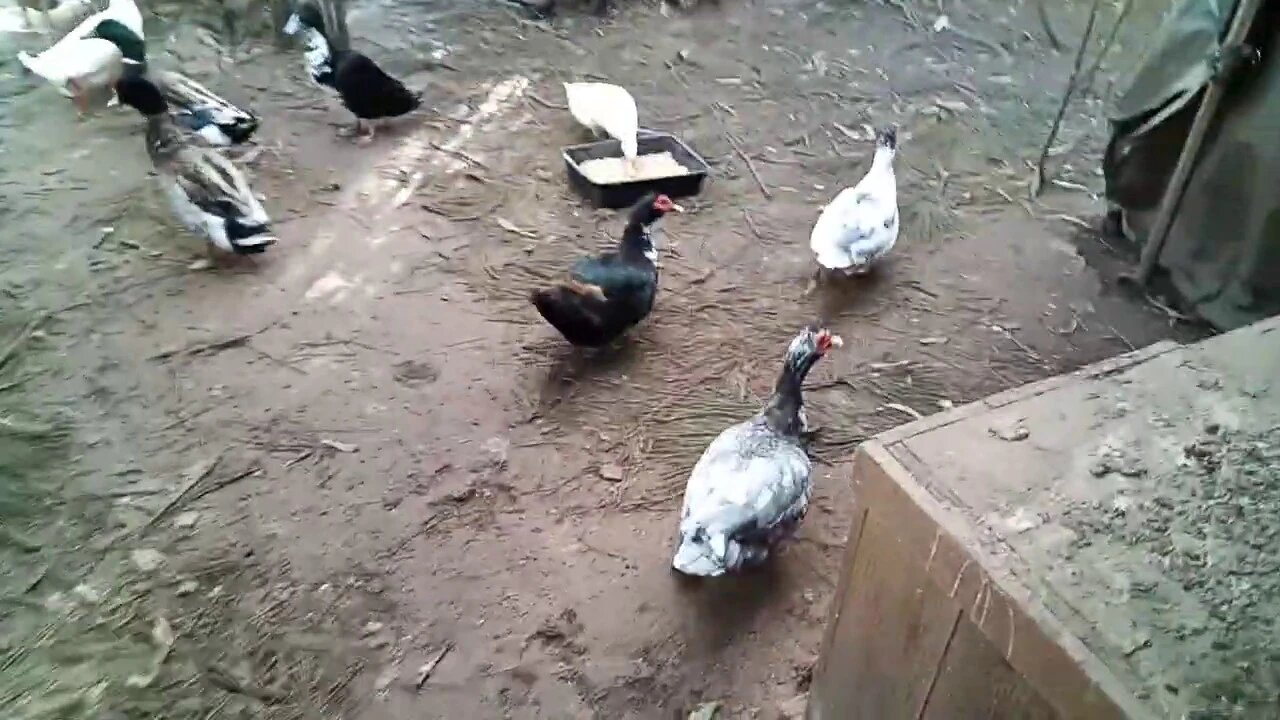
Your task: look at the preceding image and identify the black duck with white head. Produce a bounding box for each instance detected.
[531,192,683,348]
[282,0,421,141]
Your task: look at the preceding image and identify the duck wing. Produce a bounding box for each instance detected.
[154,70,258,145]
[334,51,420,119]
[674,418,812,573]
[167,146,268,227]
[809,182,899,270]
[569,253,653,297]
[681,419,812,531]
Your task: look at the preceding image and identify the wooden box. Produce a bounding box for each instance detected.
[808,317,1280,719]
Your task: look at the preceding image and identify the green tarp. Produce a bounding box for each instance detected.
[1104,0,1280,330]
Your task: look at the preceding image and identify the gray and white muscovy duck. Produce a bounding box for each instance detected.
[530,192,683,347]
[672,326,843,577]
[115,73,275,260]
[808,126,899,288]
[282,0,421,142]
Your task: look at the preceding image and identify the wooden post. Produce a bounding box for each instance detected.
[1127,0,1266,285]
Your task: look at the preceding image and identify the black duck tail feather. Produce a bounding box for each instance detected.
[531,285,614,347]
[225,218,275,254]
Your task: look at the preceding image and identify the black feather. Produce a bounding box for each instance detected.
[333,52,421,121]
[531,193,676,348]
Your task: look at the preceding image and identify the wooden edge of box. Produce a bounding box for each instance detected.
[871,340,1180,448]
[838,440,1154,719]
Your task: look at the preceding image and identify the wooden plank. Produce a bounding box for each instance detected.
[921,614,1059,720]
[808,502,959,720]
[861,441,1142,720]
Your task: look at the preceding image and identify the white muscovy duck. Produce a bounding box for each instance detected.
[15,0,143,113]
[564,81,639,175]
[672,327,843,577]
[809,126,899,285]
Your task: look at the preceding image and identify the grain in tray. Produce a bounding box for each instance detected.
[578,151,692,185]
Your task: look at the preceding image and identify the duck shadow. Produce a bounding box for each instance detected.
[809,263,894,324]
[668,559,793,652]
[534,338,645,403]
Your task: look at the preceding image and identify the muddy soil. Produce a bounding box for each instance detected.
[0,0,1199,717]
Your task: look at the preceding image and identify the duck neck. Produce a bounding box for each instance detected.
[871,145,896,175]
[144,113,183,157]
[763,350,819,437]
[303,26,336,81]
[621,219,657,264]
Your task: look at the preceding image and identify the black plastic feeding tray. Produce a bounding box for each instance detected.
[562,131,710,210]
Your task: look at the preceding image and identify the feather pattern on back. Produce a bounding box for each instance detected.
[153,70,258,145]
[143,113,273,254]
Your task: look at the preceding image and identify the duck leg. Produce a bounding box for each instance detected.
[67,78,90,119]
[802,266,822,297]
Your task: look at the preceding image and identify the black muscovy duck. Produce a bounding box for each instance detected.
[531,192,683,347]
[282,0,421,142]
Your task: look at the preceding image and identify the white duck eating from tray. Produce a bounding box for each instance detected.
[809,126,899,287]
[564,81,639,176]
[672,327,842,577]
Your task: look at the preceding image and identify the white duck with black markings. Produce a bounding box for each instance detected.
[808,126,900,285]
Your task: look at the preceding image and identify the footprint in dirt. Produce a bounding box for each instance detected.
[393,359,440,386]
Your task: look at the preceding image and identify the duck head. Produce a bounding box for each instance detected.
[873,125,898,170]
[628,192,684,226]
[764,326,842,436]
[782,326,842,374]
[622,193,684,263]
[875,125,897,151]
[114,73,167,116]
[283,1,325,36]
[88,18,147,66]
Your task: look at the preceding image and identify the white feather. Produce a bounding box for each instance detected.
[18,38,122,95]
[809,143,899,272]
[14,0,142,96]
[563,81,639,161]
[0,0,93,36]
[672,419,812,577]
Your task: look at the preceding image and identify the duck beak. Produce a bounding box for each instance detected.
[669,203,685,213]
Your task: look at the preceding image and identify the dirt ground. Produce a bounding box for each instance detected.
[0,0,1202,718]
